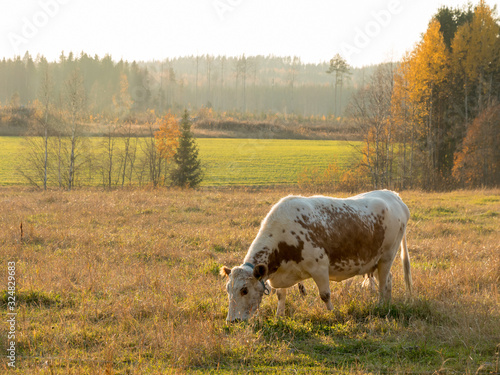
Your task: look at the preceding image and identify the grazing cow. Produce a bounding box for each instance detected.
[220,190,411,322]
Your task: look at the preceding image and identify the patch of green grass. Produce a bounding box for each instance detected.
[473,196,500,205]
[0,136,361,187]
[444,216,475,224]
[426,206,458,216]
[481,210,499,218]
[200,259,223,277]
[0,289,64,308]
[413,260,451,271]
[0,136,24,185]
[197,138,360,186]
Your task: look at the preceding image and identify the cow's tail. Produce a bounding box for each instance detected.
[401,232,412,297]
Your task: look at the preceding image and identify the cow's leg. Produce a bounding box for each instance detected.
[361,273,379,293]
[297,282,307,296]
[276,288,287,316]
[312,273,334,310]
[377,262,393,304]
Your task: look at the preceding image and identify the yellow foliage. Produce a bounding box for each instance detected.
[112,74,133,113]
[154,114,180,160]
[414,19,449,96]
[297,161,369,192]
[198,106,214,120]
[467,0,499,80]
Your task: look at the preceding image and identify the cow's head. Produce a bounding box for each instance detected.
[220,263,268,322]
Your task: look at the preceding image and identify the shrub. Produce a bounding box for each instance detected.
[297,161,369,192]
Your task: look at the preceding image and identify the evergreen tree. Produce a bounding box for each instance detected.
[171,110,203,188]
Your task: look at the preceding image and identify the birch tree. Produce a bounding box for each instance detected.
[64,68,86,190]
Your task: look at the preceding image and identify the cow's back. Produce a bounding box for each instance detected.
[246,191,409,286]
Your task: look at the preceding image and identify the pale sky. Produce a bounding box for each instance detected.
[0,0,498,67]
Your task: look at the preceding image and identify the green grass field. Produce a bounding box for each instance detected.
[0,137,360,186]
[0,137,25,185]
[198,138,359,185]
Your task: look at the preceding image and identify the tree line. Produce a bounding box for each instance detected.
[298,1,499,191]
[342,1,499,190]
[2,1,499,191]
[21,100,203,190]
[0,53,380,119]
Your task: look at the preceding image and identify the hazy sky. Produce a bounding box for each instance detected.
[1,0,498,67]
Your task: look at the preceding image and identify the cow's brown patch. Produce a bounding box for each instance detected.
[295,205,386,266]
[266,240,304,275]
[251,238,305,276]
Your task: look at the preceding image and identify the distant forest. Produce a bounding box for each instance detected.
[0,52,377,118]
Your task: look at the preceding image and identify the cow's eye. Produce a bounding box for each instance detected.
[240,287,248,296]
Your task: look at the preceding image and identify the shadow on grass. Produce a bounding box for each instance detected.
[218,298,458,372]
[0,289,75,308]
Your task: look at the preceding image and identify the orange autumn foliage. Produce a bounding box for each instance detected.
[154,114,180,161]
[453,103,500,186]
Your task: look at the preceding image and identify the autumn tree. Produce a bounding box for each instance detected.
[166,66,177,110]
[139,111,180,187]
[118,121,139,187]
[453,103,500,186]
[170,110,203,188]
[465,1,499,112]
[98,116,121,188]
[415,19,451,184]
[64,68,86,190]
[21,101,56,189]
[22,59,55,189]
[155,113,180,163]
[434,4,473,51]
[451,19,473,132]
[327,54,351,117]
[206,55,214,107]
[390,18,452,188]
[112,73,133,119]
[449,1,499,136]
[391,53,417,189]
[236,55,248,112]
[287,56,301,114]
[389,2,499,189]
[347,64,394,189]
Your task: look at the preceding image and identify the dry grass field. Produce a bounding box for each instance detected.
[1,187,499,374]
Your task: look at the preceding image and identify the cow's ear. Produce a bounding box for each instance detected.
[220,266,231,278]
[253,264,268,280]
